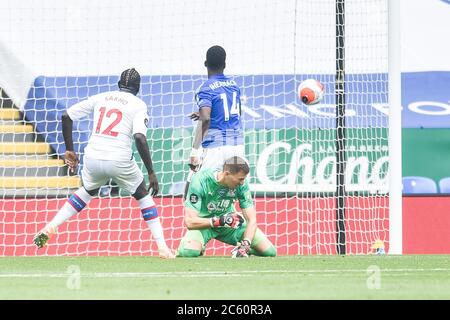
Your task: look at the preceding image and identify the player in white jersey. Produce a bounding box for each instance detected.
[33,68,175,259]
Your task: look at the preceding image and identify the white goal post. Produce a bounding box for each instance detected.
[388,0,403,255]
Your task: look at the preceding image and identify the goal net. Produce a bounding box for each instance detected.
[0,0,389,256]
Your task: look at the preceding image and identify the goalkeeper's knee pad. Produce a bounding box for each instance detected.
[177,247,202,258]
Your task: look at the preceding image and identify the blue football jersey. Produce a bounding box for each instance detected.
[195,74,243,148]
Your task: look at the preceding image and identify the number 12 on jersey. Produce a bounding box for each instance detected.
[220,92,240,121]
[95,107,123,137]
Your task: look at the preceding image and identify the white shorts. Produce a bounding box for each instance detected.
[199,145,245,171]
[81,156,144,194]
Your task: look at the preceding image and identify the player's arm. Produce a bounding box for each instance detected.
[241,206,257,243]
[184,207,244,231]
[231,183,256,257]
[193,107,211,148]
[231,205,256,258]
[184,174,244,230]
[62,112,74,152]
[184,175,212,229]
[184,207,213,230]
[189,87,212,168]
[184,178,210,229]
[134,133,158,196]
[190,107,211,169]
[133,108,158,196]
[184,207,244,230]
[61,112,78,173]
[62,98,95,172]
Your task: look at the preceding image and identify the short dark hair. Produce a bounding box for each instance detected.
[118,68,140,95]
[205,45,226,70]
[223,156,249,175]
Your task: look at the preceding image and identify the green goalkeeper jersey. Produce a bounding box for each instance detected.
[185,169,254,218]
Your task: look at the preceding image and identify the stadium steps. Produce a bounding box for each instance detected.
[0,108,20,120]
[0,142,51,154]
[0,176,81,188]
[1,90,81,196]
[0,124,35,142]
[0,176,81,197]
[0,159,66,176]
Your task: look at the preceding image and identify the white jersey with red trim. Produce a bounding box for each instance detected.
[66,90,148,161]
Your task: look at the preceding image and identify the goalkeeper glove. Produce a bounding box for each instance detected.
[210,213,244,229]
[231,239,251,258]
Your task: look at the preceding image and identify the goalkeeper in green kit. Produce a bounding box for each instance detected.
[177,156,276,258]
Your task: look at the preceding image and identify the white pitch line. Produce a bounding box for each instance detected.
[0,273,251,278]
[0,268,449,278]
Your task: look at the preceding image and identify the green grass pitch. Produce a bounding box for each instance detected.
[0,255,449,299]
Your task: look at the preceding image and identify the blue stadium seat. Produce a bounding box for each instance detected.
[438,177,450,194]
[402,176,437,194]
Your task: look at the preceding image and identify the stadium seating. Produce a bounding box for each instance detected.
[438,177,450,194]
[0,88,80,197]
[402,176,438,194]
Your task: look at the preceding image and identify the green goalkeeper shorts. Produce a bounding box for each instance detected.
[177,223,267,254]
